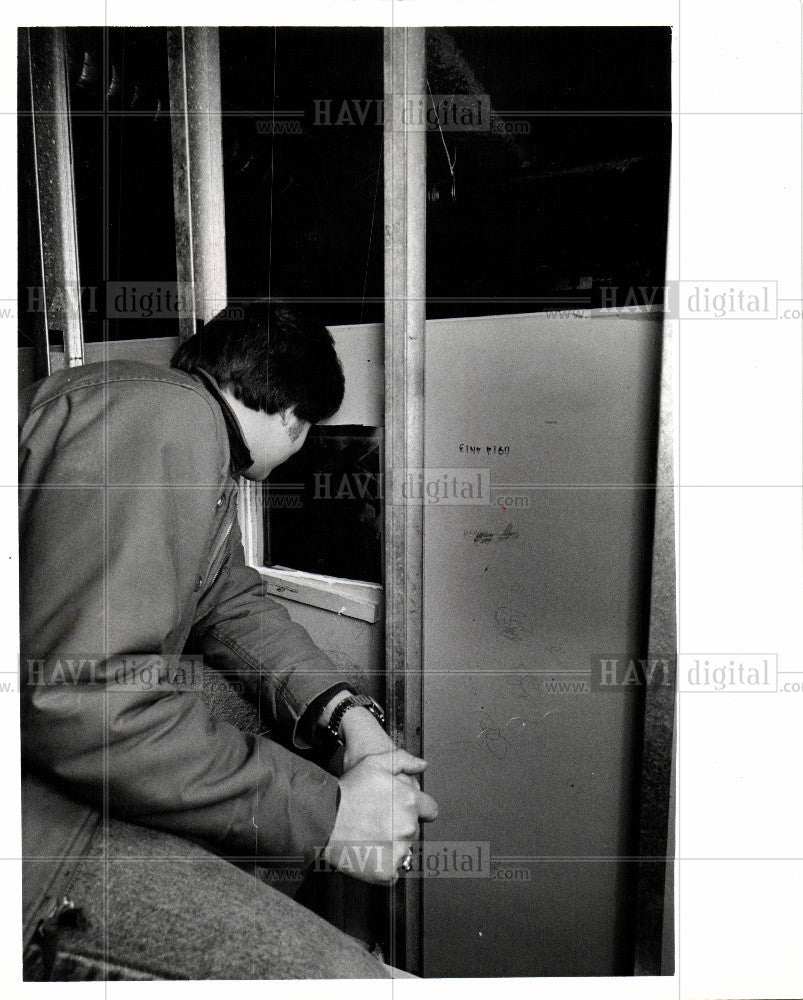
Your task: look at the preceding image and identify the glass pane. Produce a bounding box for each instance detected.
[425,27,671,319]
[66,27,178,341]
[220,27,384,327]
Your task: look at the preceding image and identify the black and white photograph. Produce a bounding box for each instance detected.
[3,2,803,998]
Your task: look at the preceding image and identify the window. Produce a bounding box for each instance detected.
[267,426,382,584]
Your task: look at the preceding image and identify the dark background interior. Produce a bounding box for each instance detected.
[19,25,670,344]
[18,26,671,583]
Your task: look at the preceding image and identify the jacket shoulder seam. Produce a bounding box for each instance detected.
[28,374,222,427]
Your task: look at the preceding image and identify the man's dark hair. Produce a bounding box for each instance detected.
[171,303,345,423]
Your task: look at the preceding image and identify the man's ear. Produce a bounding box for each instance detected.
[281,407,310,443]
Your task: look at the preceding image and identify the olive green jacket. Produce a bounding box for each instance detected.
[19,361,346,865]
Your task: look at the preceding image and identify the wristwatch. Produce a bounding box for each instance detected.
[326,694,386,745]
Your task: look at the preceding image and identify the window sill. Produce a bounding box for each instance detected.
[258,566,383,624]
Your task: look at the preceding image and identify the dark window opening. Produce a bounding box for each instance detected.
[424,26,672,319]
[266,426,382,584]
[219,27,384,328]
[66,27,179,341]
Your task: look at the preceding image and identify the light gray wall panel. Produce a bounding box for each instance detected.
[421,310,662,977]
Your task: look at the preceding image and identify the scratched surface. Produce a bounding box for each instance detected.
[420,310,662,977]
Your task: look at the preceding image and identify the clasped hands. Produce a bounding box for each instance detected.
[320,703,438,885]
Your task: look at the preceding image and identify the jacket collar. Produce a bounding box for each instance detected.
[194,368,254,477]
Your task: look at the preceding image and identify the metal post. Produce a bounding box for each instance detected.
[166,29,267,566]
[25,28,85,375]
[167,27,227,341]
[383,26,427,974]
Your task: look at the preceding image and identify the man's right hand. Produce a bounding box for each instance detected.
[321,749,439,885]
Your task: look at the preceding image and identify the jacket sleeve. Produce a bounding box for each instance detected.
[191,518,360,751]
[19,381,340,864]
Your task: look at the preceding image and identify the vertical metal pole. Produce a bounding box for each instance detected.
[167,27,228,341]
[383,26,426,974]
[25,28,85,375]
[167,29,264,566]
[634,317,677,975]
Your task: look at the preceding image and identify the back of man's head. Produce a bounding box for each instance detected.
[171,302,345,424]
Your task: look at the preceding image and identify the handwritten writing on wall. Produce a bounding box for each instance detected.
[458,444,511,455]
[463,523,520,544]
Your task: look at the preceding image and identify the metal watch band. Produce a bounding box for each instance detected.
[326,694,386,745]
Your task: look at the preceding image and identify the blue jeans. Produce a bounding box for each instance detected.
[23,811,401,980]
